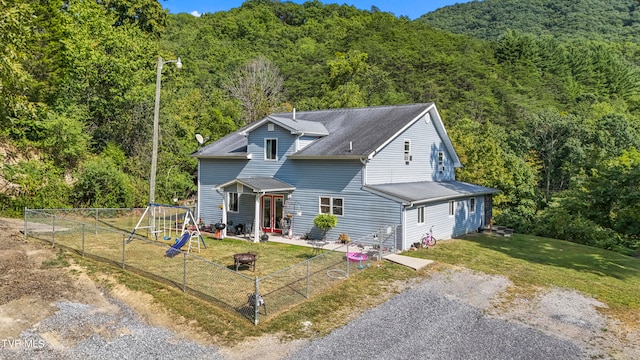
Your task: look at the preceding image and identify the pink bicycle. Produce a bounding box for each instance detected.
[421,226,436,247]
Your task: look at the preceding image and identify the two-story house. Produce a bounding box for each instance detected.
[192,103,498,250]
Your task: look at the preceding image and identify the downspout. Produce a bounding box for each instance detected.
[402,204,407,251]
[360,157,367,186]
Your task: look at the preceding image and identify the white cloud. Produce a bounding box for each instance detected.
[190,11,201,17]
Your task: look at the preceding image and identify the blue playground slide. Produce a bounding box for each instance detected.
[165,232,190,258]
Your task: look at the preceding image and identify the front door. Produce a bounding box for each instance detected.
[261,195,284,233]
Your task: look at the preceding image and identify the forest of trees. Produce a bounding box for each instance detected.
[1,0,638,255]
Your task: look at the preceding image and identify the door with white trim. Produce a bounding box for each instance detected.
[261,195,284,233]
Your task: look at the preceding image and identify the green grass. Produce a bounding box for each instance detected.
[71,248,416,345]
[407,233,640,325]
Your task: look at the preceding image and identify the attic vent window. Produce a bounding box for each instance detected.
[268,123,274,131]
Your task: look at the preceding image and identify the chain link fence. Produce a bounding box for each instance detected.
[23,208,363,325]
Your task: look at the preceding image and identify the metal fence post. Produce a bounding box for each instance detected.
[122,234,126,269]
[346,242,350,276]
[82,224,85,257]
[23,208,27,238]
[183,252,187,292]
[254,277,260,325]
[306,259,310,298]
[52,215,55,247]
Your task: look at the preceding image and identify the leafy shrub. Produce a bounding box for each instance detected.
[1,160,71,215]
[313,213,338,239]
[313,213,338,231]
[72,157,135,208]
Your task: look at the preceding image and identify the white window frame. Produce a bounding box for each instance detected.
[404,139,412,162]
[319,196,344,216]
[227,192,239,212]
[265,138,277,161]
[417,206,425,224]
[449,200,455,217]
[438,151,445,172]
[470,198,476,214]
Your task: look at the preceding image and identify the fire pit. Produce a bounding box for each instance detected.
[233,252,257,272]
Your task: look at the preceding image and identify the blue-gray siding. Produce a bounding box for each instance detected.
[403,196,485,249]
[366,113,455,184]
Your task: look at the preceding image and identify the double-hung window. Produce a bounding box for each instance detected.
[319,197,343,216]
[417,206,425,224]
[265,138,277,161]
[404,140,412,162]
[470,198,476,214]
[449,200,455,217]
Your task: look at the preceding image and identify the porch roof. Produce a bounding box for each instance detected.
[216,177,296,193]
[363,181,498,206]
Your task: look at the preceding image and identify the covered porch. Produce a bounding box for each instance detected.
[215,177,296,242]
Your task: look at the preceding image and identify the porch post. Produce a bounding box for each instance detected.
[221,197,227,238]
[216,188,228,238]
[254,193,261,242]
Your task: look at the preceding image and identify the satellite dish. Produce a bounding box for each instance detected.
[195,133,204,145]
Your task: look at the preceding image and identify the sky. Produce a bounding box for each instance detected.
[162,1,472,20]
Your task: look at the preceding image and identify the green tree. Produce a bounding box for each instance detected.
[0,0,43,139]
[73,156,136,208]
[42,106,91,168]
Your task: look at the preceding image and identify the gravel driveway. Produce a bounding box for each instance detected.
[285,285,584,360]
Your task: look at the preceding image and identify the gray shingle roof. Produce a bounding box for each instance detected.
[266,116,329,136]
[193,103,461,162]
[364,181,499,205]
[278,104,433,157]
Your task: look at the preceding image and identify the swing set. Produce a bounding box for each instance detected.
[126,203,207,253]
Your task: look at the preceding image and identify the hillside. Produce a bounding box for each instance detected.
[1,0,638,255]
[419,0,640,43]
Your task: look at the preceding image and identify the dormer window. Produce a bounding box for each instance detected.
[265,138,277,161]
[404,140,412,163]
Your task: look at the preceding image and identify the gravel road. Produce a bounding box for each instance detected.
[285,285,584,360]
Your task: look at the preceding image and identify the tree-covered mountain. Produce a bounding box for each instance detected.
[419,0,640,43]
[1,0,638,254]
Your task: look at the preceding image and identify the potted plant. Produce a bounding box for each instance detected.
[313,213,338,240]
[338,233,350,244]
